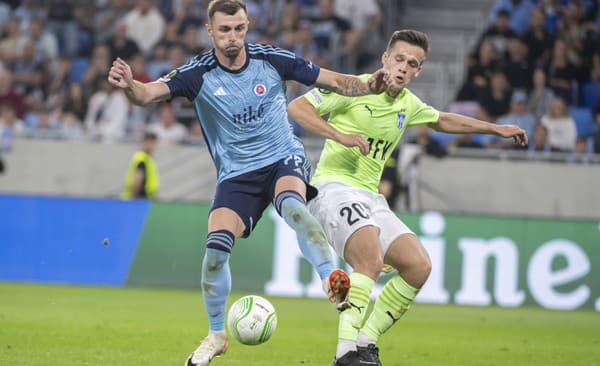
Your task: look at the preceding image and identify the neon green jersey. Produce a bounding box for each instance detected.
[304,74,440,193]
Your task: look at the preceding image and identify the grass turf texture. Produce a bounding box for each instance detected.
[1,283,599,366]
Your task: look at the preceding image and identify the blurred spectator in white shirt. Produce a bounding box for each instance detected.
[333,0,381,70]
[333,0,380,32]
[123,0,166,55]
[84,77,128,143]
[147,102,188,146]
[541,96,577,151]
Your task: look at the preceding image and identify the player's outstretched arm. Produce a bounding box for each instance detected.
[430,112,528,146]
[314,68,390,97]
[108,57,171,106]
[288,96,370,155]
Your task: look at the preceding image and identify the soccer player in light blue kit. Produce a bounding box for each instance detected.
[107,1,389,365]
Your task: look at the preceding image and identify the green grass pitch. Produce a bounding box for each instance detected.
[1,283,599,366]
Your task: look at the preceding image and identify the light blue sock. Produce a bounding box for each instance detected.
[202,230,234,331]
[275,190,334,280]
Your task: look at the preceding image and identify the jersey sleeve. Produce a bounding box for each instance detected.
[265,47,321,85]
[158,57,206,102]
[303,87,352,116]
[406,91,440,126]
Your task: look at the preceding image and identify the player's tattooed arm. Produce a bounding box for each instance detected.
[314,68,390,96]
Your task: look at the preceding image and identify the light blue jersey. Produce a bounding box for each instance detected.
[160,43,321,183]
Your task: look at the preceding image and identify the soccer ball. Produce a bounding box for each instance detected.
[227,295,278,345]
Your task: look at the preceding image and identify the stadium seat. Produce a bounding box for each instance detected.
[430,131,457,147]
[69,57,90,83]
[580,81,600,108]
[472,134,493,146]
[568,106,595,137]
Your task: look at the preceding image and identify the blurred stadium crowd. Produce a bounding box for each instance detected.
[0,0,598,159]
[445,0,600,157]
[0,0,384,148]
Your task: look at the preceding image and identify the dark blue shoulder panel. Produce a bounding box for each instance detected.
[247,43,320,86]
[160,51,218,101]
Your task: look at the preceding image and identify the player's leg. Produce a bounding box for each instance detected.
[273,175,350,305]
[274,175,335,279]
[309,183,383,366]
[357,231,431,365]
[333,225,383,365]
[271,155,351,306]
[187,208,245,366]
[361,234,431,341]
[203,207,246,331]
[271,155,341,279]
[188,174,266,366]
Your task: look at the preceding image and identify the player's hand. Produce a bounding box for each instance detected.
[338,133,370,155]
[497,124,528,146]
[367,68,390,94]
[108,57,133,89]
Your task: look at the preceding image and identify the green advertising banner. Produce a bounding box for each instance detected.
[127,202,600,311]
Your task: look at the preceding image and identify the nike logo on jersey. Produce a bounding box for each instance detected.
[233,104,266,125]
[364,105,375,117]
[214,87,227,96]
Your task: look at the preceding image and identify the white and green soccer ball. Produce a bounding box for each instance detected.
[227,295,278,345]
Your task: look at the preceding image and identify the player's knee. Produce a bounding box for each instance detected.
[413,253,432,288]
[279,195,324,236]
[203,229,234,272]
[420,247,432,276]
[279,194,305,219]
[421,256,432,282]
[369,257,385,279]
[352,254,384,280]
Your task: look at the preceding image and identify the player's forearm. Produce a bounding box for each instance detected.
[123,79,152,106]
[124,80,170,106]
[323,74,371,97]
[288,97,341,141]
[432,112,500,135]
[314,68,372,97]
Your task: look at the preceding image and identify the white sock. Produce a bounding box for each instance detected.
[336,339,357,359]
[356,331,377,347]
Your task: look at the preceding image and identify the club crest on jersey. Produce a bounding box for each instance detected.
[254,84,267,96]
[397,113,406,129]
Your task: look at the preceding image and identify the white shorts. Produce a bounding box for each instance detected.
[307,182,414,260]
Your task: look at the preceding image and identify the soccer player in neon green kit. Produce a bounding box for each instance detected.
[288,29,527,366]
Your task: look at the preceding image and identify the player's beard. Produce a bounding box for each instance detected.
[223,44,242,59]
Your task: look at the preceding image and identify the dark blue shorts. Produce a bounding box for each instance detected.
[211,154,318,238]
